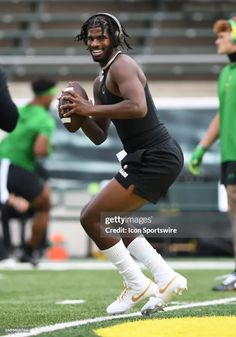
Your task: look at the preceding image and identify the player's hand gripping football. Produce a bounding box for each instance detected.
[60,82,93,118]
[58,82,90,132]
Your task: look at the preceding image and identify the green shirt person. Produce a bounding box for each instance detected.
[189,18,236,291]
[189,56,236,175]
[0,78,57,265]
[0,103,55,172]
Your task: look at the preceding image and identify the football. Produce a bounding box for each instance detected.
[58,81,88,133]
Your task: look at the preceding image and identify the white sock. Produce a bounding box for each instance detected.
[127,236,176,286]
[102,240,148,290]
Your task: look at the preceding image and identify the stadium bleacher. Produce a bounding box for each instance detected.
[0,0,235,80]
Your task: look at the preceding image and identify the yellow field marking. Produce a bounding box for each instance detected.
[95,316,236,337]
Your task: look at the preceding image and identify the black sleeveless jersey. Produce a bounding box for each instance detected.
[99,69,170,152]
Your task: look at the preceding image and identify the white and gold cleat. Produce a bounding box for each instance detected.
[141,273,187,316]
[106,278,158,315]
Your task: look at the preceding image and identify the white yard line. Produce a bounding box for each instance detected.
[0,260,234,271]
[55,300,85,305]
[2,297,236,337]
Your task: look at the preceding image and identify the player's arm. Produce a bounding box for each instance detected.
[33,118,55,157]
[99,55,147,119]
[199,112,220,148]
[81,77,111,145]
[34,134,50,157]
[62,55,147,119]
[0,67,19,132]
[189,112,220,175]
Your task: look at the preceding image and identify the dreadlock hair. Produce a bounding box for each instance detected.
[75,14,132,50]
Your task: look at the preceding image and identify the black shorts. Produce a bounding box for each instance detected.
[221,161,236,186]
[115,138,184,204]
[7,164,44,201]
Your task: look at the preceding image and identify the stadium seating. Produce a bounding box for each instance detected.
[0,0,235,80]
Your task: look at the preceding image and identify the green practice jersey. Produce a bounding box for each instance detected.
[218,61,236,162]
[0,104,55,171]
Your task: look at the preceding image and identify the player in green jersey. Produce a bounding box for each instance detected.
[189,18,236,291]
[0,78,57,265]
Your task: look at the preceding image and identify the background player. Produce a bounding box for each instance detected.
[189,18,236,291]
[0,78,57,265]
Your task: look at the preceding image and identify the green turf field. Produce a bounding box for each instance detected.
[0,265,235,337]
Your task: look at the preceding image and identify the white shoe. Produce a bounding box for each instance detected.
[141,273,187,316]
[106,278,158,315]
[0,258,17,269]
[212,271,236,291]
